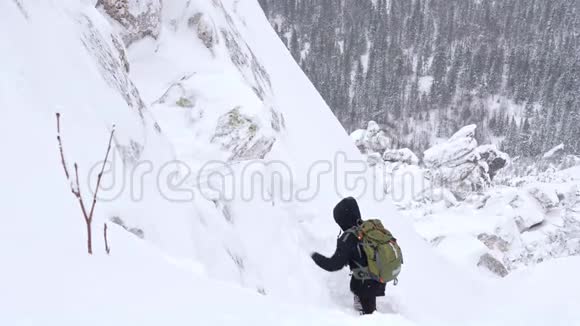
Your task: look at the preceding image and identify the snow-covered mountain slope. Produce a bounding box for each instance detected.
[115,1,486,321]
[1,1,580,325]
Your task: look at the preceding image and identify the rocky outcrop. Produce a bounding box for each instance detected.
[110,216,145,239]
[477,253,509,277]
[476,145,509,180]
[423,125,509,200]
[364,121,391,153]
[350,121,393,154]
[508,193,546,232]
[477,233,511,253]
[565,185,580,213]
[527,186,560,211]
[154,74,198,106]
[151,66,282,163]
[366,152,383,167]
[211,107,276,161]
[188,12,219,52]
[474,181,580,273]
[97,0,162,46]
[79,14,147,118]
[213,1,273,103]
[383,148,419,165]
[425,125,479,167]
[353,123,578,277]
[423,125,486,199]
[351,129,367,153]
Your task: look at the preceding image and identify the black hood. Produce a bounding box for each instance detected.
[333,197,362,231]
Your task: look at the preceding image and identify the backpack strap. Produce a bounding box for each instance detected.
[342,227,364,258]
[351,261,375,282]
[344,225,381,282]
[342,226,359,242]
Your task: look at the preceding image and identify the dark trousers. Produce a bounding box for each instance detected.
[354,295,377,315]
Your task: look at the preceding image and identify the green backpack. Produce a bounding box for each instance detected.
[346,219,403,285]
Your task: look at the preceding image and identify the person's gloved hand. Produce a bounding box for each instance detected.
[310,252,323,265]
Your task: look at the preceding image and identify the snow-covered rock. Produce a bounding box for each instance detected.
[424,125,478,168]
[368,126,578,278]
[97,0,162,45]
[365,122,391,153]
[211,107,275,161]
[507,192,546,232]
[367,120,380,135]
[350,128,366,152]
[477,233,511,253]
[399,157,580,277]
[141,3,285,164]
[527,186,560,211]
[477,253,508,277]
[487,180,580,271]
[564,184,580,213]
[432,234,489,271]
[423,125,488,200]
[423,125,509,200]
[383,148,419,165]
[188,12,219,52]
[476,145,508,180]
[366,152,383,167]
[350,121,392,154]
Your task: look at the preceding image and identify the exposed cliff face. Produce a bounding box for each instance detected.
[97,0,162,46]
[97,0,286,164]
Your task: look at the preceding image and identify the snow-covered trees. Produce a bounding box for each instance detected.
[260,0,580,157]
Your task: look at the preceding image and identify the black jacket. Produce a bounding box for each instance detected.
[311,197,386,297]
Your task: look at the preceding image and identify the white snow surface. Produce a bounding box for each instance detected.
[1,1,580,326]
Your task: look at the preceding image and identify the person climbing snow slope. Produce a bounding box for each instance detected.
[311,197,403,315]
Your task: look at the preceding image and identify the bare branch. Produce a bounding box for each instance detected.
[74,163,90,223]
[75,163,92,255]
[88,127,115,223]
[56,113,70,180]
[56,113,115,255]
[104,223,111,255]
